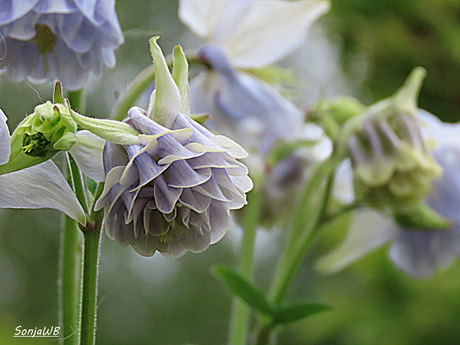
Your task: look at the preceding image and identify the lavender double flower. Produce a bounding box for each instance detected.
[95,107,252,257]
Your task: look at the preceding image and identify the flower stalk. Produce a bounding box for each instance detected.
[229,177,263,345]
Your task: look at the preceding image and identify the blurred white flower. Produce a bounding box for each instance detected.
[0,0,124,90]
[319,111,460,279]
[179,0,330,153]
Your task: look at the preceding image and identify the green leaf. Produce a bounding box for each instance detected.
[213,266,273,316]
[272,303,331,325]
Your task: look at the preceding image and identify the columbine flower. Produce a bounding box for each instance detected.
[0,109,85,224]
[317,111,460,279]
[179,0,330,153]
[346,68,441,210]
[71,38,252,257]
[0,0,124,90]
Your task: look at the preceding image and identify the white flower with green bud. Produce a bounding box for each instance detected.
[71,37,253,257]
[346,67,442,210]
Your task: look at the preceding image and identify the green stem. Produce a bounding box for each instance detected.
[228,181,263,345]
[79,182,104,345]
[68,90,84,113]
[59,215,80,345]
[79,225,102,345]
[255,322,275,345]
[59,88,85,345]
[269,160,335,305]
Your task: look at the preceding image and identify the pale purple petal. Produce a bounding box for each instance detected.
[389,225,460,279]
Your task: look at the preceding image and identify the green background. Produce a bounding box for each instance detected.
[1,0,460,344]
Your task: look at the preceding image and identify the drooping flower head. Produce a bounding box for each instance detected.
[346,68,441,210]
[318,110,460,279]
[71,38,252,257]
[179,0,330,153]
[0,0,124,90]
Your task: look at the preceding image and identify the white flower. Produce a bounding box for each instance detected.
[318,111,460,279]
[0,0,124,90]
[179,0,330,152]
[0,110,86,224]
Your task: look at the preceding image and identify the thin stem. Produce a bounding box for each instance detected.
[255,322,275,345]
[59,215,80,345]
[228,180,263,345]
[68,153,88,214]
[79,225,102,345]
[59,89,85,345]
[68,90,84,113]
[268,160,331,304]
[79,182,104,345]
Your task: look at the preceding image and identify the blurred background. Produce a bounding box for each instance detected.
[1,0,460,344]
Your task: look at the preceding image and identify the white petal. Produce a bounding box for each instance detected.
[0,160,86,224]
[224,0,330,67]
[69,130,106,182]
[333,159,355,205]
[315,210,397,273]
[179,0,253,43]
[0,109,11,165]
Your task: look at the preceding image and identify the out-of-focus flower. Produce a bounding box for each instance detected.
[179,0,330,153]
[71,38,252,257]
[346,68,441,210]
[260,122,332,227]
[318,111,460,279]
[0,109,85,223]
[0,0,124,90]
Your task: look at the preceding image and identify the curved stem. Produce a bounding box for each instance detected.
[228,179,263,345]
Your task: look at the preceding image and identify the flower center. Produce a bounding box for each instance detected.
[22,132,51,157]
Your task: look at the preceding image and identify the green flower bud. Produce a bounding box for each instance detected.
[1,100,77,174]
[348,67,442,210]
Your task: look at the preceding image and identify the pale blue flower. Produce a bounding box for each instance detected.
[179,0,330,153]
[0,109,86,223]
[70,38,253,257]
[318,111,460,279]
[0,0,123,90]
